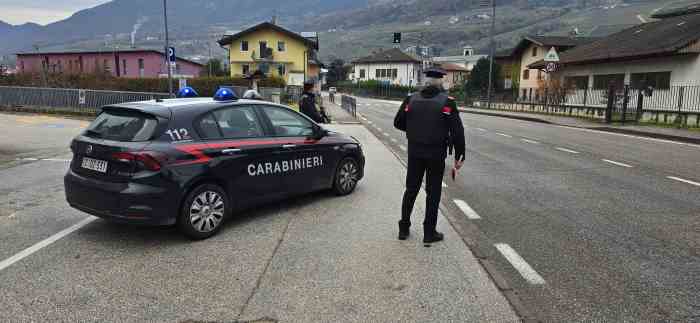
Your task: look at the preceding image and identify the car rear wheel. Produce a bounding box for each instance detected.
[333,157,360,196]
[178,184,228,240]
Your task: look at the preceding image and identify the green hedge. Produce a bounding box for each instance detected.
[0,73,286,97]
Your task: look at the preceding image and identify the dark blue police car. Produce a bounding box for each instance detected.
[64,89,365,239]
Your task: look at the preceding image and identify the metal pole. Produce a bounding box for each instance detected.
[487,0,496,109]
[163,0,173,97]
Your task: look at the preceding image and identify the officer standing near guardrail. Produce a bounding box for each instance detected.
[300,79,323,123]
[394,67,466,244]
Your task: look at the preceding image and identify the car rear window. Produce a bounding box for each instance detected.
[85,109,158,142]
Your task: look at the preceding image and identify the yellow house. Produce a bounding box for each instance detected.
[218,22,319,86]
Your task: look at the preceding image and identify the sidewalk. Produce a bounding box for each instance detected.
[238,124,519,322]
[322,93,361,124]
[461,107,700,145]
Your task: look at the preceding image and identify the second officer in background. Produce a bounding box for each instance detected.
[394,67,466,244]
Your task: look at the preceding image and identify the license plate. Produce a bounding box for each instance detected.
[81,157,108,173]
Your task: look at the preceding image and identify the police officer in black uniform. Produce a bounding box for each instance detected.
[299,80,323,123]
[394,67,466,244]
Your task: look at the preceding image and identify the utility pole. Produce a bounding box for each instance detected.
[487,0,496,109]
[163,0,173,97]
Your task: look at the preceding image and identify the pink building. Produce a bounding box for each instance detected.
[16,49,204,78]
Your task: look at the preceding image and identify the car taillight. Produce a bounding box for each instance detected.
[111,151,165,171]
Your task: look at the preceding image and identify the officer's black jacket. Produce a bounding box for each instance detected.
[394,85,466,161]
[299,92,323,123]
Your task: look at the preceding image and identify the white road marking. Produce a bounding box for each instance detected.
[495,133,513,138]
[495,243,546,285]
[0,217,96,272]
[555,147,580,154]
[16,158,38,161]
[476,128,487,132]
[390,138,397,143]
[399,145,407,151]
[383,132,390,137]
[42,158,71,162]
[521,139,540,144]
[453,199,481,219]
[637,14,647,23]
[602,159,633,168]
[442,181,448,188]
[667,176,700,187]
[367,121,373,125]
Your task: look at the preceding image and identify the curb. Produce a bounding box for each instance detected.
[459,108,700,145]
[359,118,541,322]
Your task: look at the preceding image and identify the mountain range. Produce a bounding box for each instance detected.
[1,0,699,64]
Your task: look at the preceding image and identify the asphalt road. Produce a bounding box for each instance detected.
[0,112,518,322]
[353,96,700,322]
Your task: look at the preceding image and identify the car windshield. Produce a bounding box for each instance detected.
[85,109,158,142]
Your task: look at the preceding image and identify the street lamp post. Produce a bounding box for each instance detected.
[487,0,496,109]
[163,0,173,97]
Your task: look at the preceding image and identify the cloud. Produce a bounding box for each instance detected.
[0,1,111,25]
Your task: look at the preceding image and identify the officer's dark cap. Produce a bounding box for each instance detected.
[303,79,316,86]
[423,67,447,78]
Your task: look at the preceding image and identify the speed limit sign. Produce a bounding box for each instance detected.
[546,62,558,73]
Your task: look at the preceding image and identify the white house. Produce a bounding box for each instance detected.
[431,46,486,72]
[351,48,422,86]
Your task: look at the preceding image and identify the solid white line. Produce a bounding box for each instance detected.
[495,133,513,138]
[453,199,481,219]
[41,158,71,162]
[667,176,700,187]
[399,145,407,151]
[0,217,96,272]
[637,14,647,23]
[555,147,580,154]
[602,159,633,168]
[495,243,546,285]
[521,139,540,144]
[16,158,39,161]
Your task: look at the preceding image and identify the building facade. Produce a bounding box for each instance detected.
[439,63,469,90]
[351,48,422,86]
[15,49,203,78]
[218,22,319,86]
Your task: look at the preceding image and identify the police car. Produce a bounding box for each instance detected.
[64,88,365,239]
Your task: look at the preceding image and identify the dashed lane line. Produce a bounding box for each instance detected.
[453,199,481,219]
[495,243,546,285]
[495,133,513,138]
[390,138,397,143]
[475,128,487,132]
[383,132,390,137]
[521,139,540,144]
[602,159,633,168]
[399,145,407,152]
[0,217,97,272]
[555,147,580,154]
[667,176,700,187]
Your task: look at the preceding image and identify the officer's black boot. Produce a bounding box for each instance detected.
[423,231,444,243]
[398,221,410,240]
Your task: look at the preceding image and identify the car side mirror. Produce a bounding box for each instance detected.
[313,126,328,139]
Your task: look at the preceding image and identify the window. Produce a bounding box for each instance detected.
[360,69,365,78]
[537,70,543,80]
[277,63,286,76]
[122,59,127,75]
[376,69,381,78]
[138,58,145,77]
[564,76,589,89]
[593,74,625,90]
[523,69,530,80]
[85,110,158,142]
[392,69,398,79]
[630,72,671,89]
[241,40,249,52]
[532,47,538,57]
[205,106,265,139]
[242,64,250,75]
[259,41,269,58]
[277,41,286,52]
[261,106,315,137]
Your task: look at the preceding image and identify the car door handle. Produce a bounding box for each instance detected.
[221,148,242,155]
[282,144,297,149]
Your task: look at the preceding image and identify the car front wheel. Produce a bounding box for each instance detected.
[178,184,229,240]
[333,157,360,196]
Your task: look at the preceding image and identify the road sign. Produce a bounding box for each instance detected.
[546,62,558,73]
[167,47,176,62]
[544,47,560,62]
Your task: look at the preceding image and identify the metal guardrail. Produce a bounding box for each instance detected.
[0,86,169,114]
[341,95,357,118]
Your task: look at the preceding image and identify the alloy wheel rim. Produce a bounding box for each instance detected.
[338,161,358,192]
[189,191,225,233]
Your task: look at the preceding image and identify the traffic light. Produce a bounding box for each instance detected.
[393,33,401,44]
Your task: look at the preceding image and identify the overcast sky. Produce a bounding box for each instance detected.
[0,0,111,25]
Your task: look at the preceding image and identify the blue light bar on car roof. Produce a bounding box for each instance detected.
[213,88,238,101]
[177,86,199,98]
